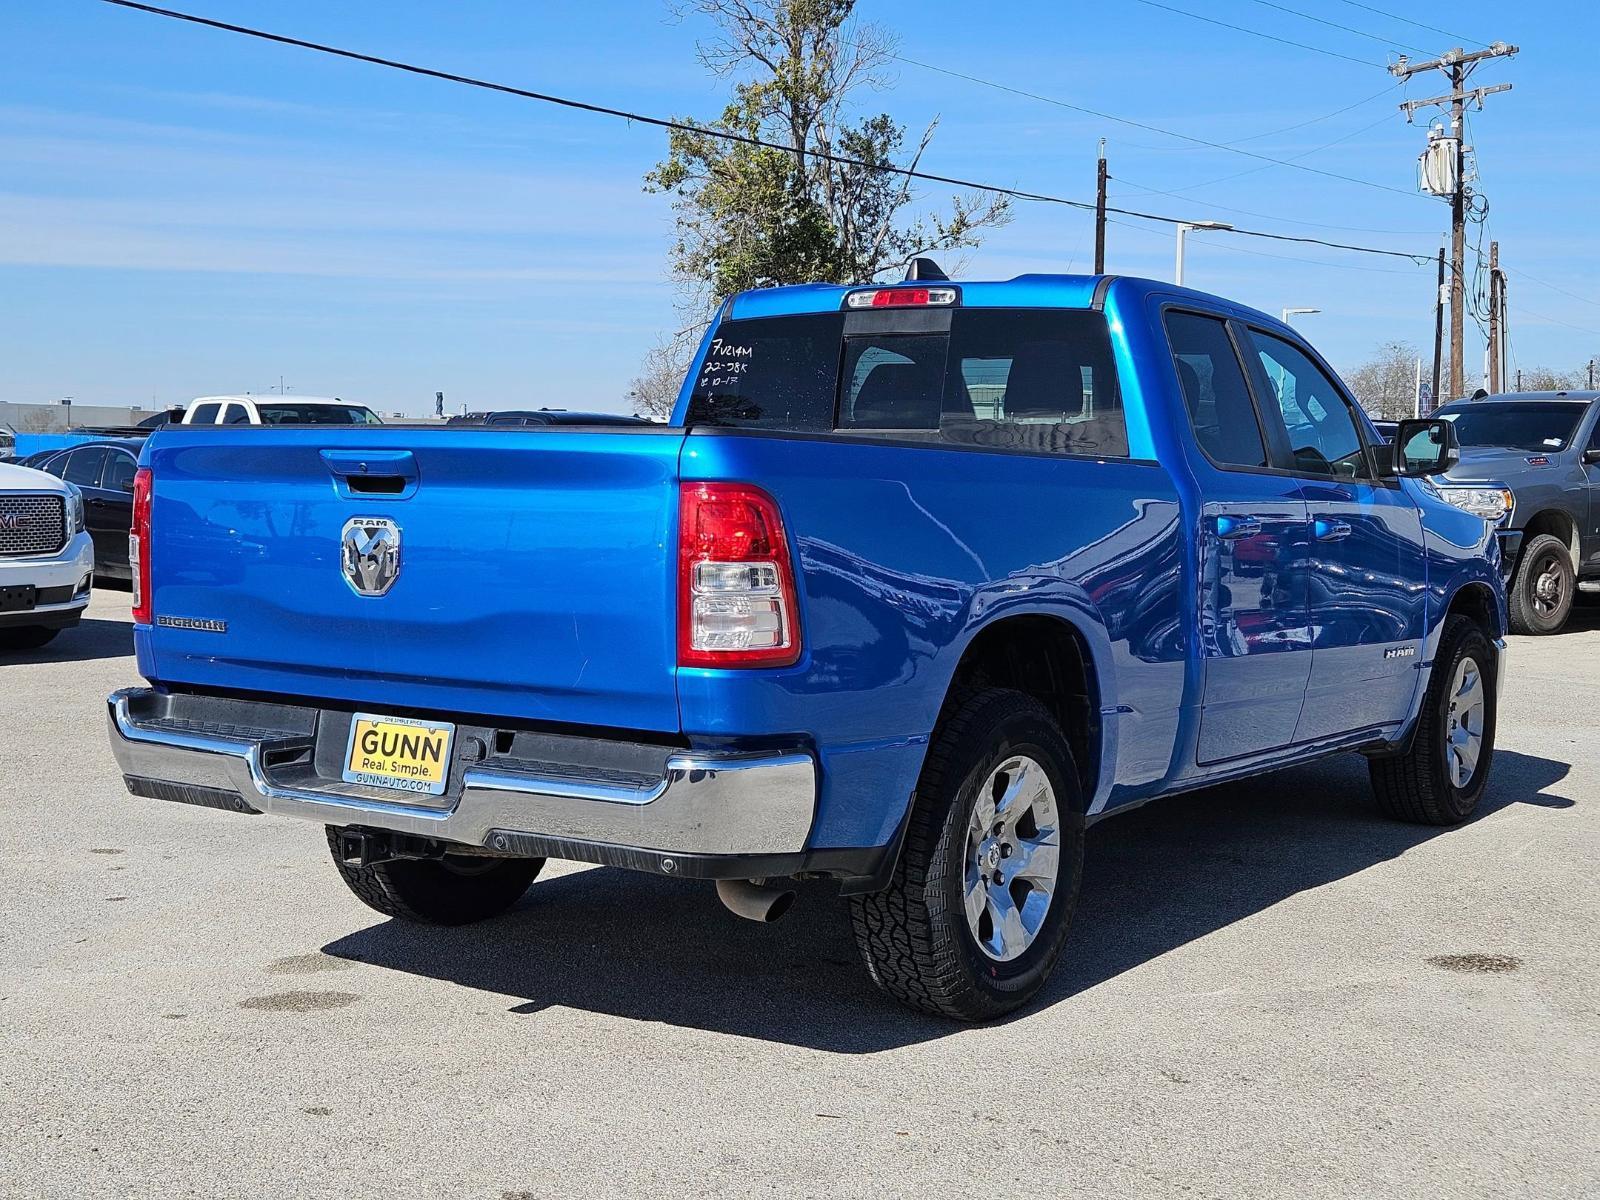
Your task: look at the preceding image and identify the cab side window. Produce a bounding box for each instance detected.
[187,402,221,424]
[63,447,110,488]
[221,404,251,425]
[1248,331,1370,479]
[1164,311,1268,468]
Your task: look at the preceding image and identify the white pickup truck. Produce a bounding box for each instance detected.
[0,462,94,650]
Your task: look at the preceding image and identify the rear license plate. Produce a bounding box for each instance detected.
[0,585,36,614]
[342,713,456,797]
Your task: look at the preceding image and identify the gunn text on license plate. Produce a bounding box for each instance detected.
[342,713,456,796]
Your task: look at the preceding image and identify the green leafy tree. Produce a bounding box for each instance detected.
[644,0,1009,303]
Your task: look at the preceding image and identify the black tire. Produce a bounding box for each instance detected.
[325,827,544,925]
[1368,615,1496,825]
[0,626,60,650]
[1507,533,1574,635]
[849,689,1085,1022]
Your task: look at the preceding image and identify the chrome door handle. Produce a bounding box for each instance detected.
[1313,518,1352,541]
[1215,515,1262,540]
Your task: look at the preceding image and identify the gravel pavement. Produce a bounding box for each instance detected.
[2,590,1595,1198]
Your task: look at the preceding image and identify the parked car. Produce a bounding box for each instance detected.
[0,461,94,649]
[1428,390,1600,634]
[107,272,1504,1020]
[23,438,142,579]
[0,428,15,461]
[181,395,382,426]
[444,409,651,427]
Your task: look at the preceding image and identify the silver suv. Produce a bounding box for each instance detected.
[0,461,94,650]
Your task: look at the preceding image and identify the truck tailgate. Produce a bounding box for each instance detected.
[140,426,684,733]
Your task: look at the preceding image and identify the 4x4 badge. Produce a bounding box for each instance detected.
[341,516,401,597]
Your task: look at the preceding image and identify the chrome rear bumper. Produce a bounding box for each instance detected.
[107,687,818,864]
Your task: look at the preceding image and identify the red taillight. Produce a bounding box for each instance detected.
[678,482,801,668]
[873,287,930,307]
[130,467,152,624]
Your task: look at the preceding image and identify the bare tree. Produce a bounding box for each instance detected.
[1344,341,1421,421]
[1513,366,1582,392]
[626,336,693,421]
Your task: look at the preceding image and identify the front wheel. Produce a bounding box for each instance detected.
[1507,532,1573,635]
[325,828,544,925]
[1368,615,1496,825]
[849,689,1085,1021]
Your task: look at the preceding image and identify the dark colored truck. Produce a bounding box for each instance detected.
[1430,391,1600,634]
[108,273,1505,1020]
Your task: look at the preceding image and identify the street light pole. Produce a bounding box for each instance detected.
[1174,221,1233,287]
[1281,307,1321,324]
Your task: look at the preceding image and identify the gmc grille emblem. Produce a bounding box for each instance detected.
[0,514,22,533]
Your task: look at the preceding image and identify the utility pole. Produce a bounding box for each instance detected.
[1392,43,1517,402]
[1590,359,1596,390]
[1431,244,1445,409]
[1094,139,1108,274]
[1487,240,1501,392]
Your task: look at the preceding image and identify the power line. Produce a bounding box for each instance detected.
[1111,110,1411,214]
[1241,0,1432,56]
[1502,266,1600,313]
[1332,0,1492,49]
[95,0,1433,266]
[1126,0,1379,67]
[1226,83,1401,145]
[1105,216,1422,275]
[877,47,1422,199]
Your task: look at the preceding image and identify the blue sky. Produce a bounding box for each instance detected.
[2,0,1597,414]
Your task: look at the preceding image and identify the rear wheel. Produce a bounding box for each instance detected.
[1368,615,1496,825]
[325,827,544,925]
[1507,533,1573,635]
[0,626,60,651]
[849,689,1085,1021]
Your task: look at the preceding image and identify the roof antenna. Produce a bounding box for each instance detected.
[904,257,949,282]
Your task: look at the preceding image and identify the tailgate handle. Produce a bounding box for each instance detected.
[320,450,418,500]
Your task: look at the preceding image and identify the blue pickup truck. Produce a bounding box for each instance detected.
[108,274,1504,1020]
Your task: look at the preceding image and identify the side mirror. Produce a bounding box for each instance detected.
[1582,447,1600,465]
[1391,418,1459,478]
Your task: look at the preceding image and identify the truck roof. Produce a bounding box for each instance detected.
[190,394,364,406]
[1440,396,1600,416]
[725,273,1290,331]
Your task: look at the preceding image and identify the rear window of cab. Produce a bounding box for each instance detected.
[687,309,1129,458]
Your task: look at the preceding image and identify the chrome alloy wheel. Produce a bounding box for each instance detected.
[964,755,1062,962]
[1445,656,1487,789]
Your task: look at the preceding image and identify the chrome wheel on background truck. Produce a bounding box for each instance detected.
[1506,533,1574,635]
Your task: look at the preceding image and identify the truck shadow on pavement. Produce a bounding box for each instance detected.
[322,748,1572,1053]
[5,617,132,665]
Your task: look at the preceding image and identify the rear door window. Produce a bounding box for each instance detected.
[221,403,251,425]
[1165,312,1268,469]
[187,402,221,424]
[63,447,110,488]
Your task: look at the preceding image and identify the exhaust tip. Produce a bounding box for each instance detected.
[716,877,797,924]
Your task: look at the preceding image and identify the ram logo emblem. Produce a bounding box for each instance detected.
[340,517,401,597]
